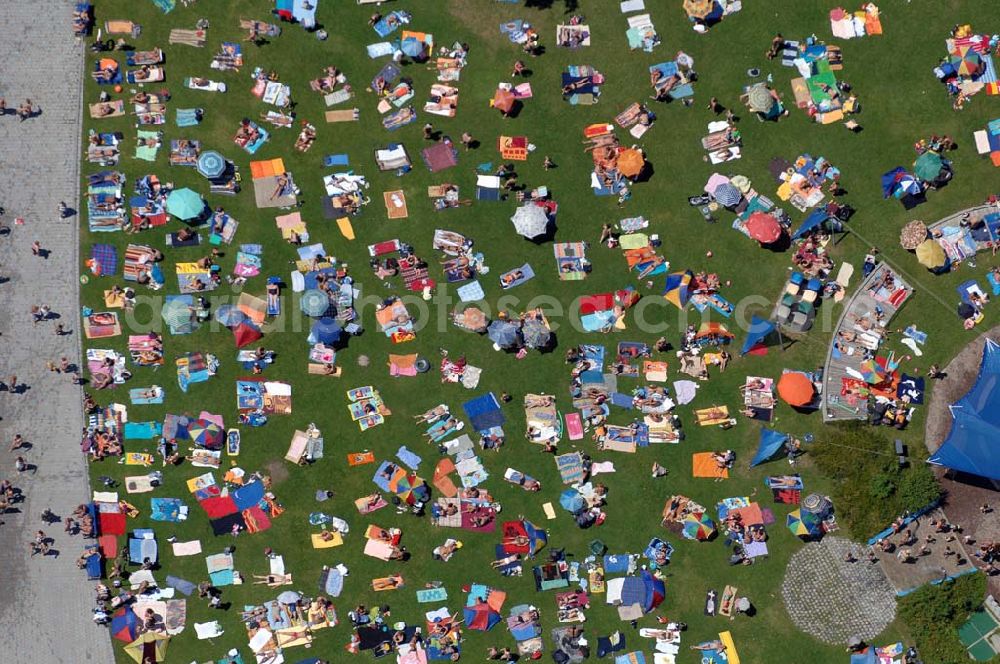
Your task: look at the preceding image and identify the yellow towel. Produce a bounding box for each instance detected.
[720,631,740,664]
[310,532,343,548]
[175,262,204,274]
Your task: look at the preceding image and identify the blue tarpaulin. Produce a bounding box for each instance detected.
[929,340,1000,479]
[463,393,505,432]
[751,428,789,467]
[740,315,776,355]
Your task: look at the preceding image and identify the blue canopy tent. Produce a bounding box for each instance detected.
[612,569,665,614]
[740,315,778,355]
[791,208,830,240]
[928,339,1000,480]
[751,428,789,467]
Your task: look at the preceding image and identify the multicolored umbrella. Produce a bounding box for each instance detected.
[681,512,716,541]
[786,508,822,538]
[858,358,887,385]
[395,473,428,505]
[745,211,782,243]
[950,46,983,77]
[663,270,693,309]
[187,419,224,449]
[899,220,928,250]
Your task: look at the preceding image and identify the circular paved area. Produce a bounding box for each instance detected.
[781,536,897,644]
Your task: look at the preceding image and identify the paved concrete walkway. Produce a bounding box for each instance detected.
[0,3,114,662]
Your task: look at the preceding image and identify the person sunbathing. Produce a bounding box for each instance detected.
[253,573,293,586]
[271,173,290,200]
[372,574,405,592]
[92,372,113,390]
[562,78,592,95]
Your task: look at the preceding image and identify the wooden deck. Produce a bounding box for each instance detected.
[821,264,912,421]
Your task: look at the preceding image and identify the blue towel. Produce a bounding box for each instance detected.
[232,481,265,511]
[610,392,633,409]
[123,421,163,439]
[209,569,234,586]
[396,446,422,470]
[456,281,485,302]
[166,575,196,596]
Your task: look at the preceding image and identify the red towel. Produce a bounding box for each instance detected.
[200,495,238,519]
[98,534,118,558]
[242,506,272,534]
[98,511,127,536]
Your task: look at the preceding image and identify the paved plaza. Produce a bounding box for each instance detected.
[0,2,114,662]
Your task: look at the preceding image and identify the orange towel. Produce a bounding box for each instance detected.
[347,451,375,466]
[433,458,458,498]
[250,158,284,179]
[731,504,763,526]
[692,452,728,479]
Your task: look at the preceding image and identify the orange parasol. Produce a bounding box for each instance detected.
[777,372,815,407]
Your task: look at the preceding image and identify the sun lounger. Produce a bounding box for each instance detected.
[185,78,226,93]
[127,49,164,66]
[127,67,164,84]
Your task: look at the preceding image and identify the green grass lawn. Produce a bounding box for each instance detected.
[80,1,1000,662]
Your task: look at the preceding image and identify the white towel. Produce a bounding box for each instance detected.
[171,540,202,556]
[196,621,224,640]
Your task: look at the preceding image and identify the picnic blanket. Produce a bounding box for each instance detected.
[554,242,588,280]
